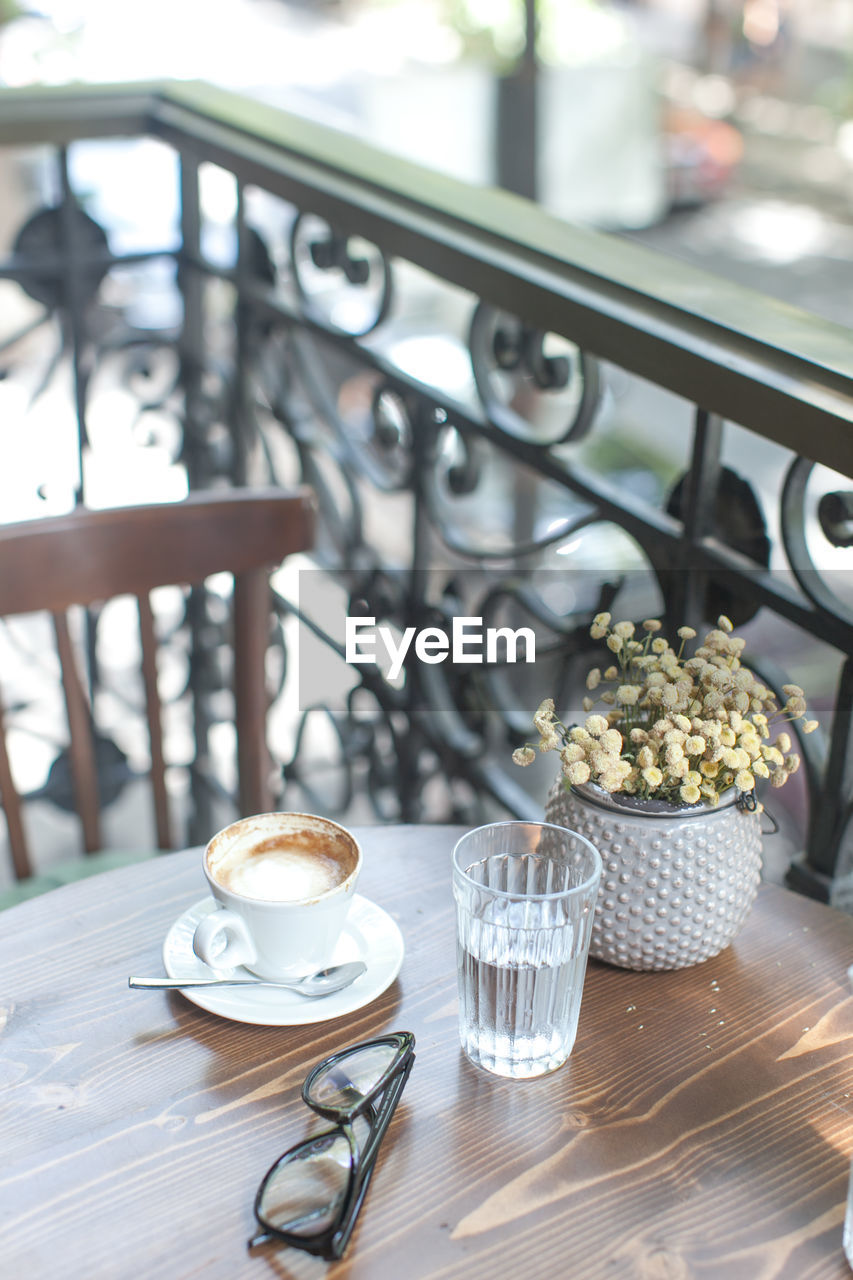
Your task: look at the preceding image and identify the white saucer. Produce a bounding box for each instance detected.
[162,894,404,1026]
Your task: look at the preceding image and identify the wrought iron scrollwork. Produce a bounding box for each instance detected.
[12,204,111,310]
[469,302,600,445]
[781,456,853,627]
[290,213,391,337]
[665,465,771,628]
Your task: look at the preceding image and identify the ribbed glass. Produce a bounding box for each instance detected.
[452,822,601,1079]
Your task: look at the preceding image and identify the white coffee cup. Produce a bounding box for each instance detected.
[192,812,362,979]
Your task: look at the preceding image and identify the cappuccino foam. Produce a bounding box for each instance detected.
[208,818,358,903]
[222,846,341,902]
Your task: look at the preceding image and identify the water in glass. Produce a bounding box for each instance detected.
[453,825,601,1080]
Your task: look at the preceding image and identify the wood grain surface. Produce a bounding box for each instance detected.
[2,825,853,1280]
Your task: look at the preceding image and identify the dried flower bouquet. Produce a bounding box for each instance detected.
[514,613,818,809]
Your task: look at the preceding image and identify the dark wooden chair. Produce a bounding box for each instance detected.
[0,487,314,900]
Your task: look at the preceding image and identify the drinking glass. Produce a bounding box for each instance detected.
[453,821,602,1079]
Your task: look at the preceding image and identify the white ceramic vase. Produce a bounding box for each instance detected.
[545,779,763,971]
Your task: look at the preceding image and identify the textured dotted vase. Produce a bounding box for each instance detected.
[545,779,763,971]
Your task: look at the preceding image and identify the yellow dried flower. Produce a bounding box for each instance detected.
[600,728,623,755]
[643,619,662,631]
[585,714,609,737]
[606,634,623,654]
[718,615,734,633]
[803,720,819,734]
[533,698,555,731]
[512,746,535,766]
[678,626,697,640]
[642,766,663,789]
[680,782,701,804]
[560,743,585,765]
[651,638,668,654]
[776,731,792,753]
[586,668,602,690]
[613,620,636,639]
[617,685,641,706]
[593,612,611,629]
[599,771,626,793]
[565,761,591,786]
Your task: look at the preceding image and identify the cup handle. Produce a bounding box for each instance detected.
[193,908,257,971]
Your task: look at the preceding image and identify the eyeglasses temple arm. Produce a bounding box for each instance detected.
[330,1054,415,1259]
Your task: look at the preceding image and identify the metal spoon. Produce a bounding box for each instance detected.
[128,959,367,997]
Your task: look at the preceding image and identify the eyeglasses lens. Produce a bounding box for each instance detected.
[307,1043,400,1110]
[258,1131,353,1236]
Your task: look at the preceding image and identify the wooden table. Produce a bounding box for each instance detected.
[2,825,853,1279]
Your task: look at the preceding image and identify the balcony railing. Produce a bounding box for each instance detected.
[0,81,850,896]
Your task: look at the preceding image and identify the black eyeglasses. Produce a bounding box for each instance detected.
[249,1031,415,1260]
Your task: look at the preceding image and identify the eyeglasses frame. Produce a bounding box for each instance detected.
[249,1030,416,1260]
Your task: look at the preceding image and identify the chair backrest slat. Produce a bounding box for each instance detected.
[234,565,274,818]
[53,610,102,854]
[0,684,30,879]
[137,593,172,851]
[0,488,314,878]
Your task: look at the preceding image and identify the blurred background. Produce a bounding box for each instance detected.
[1,0,853,322]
